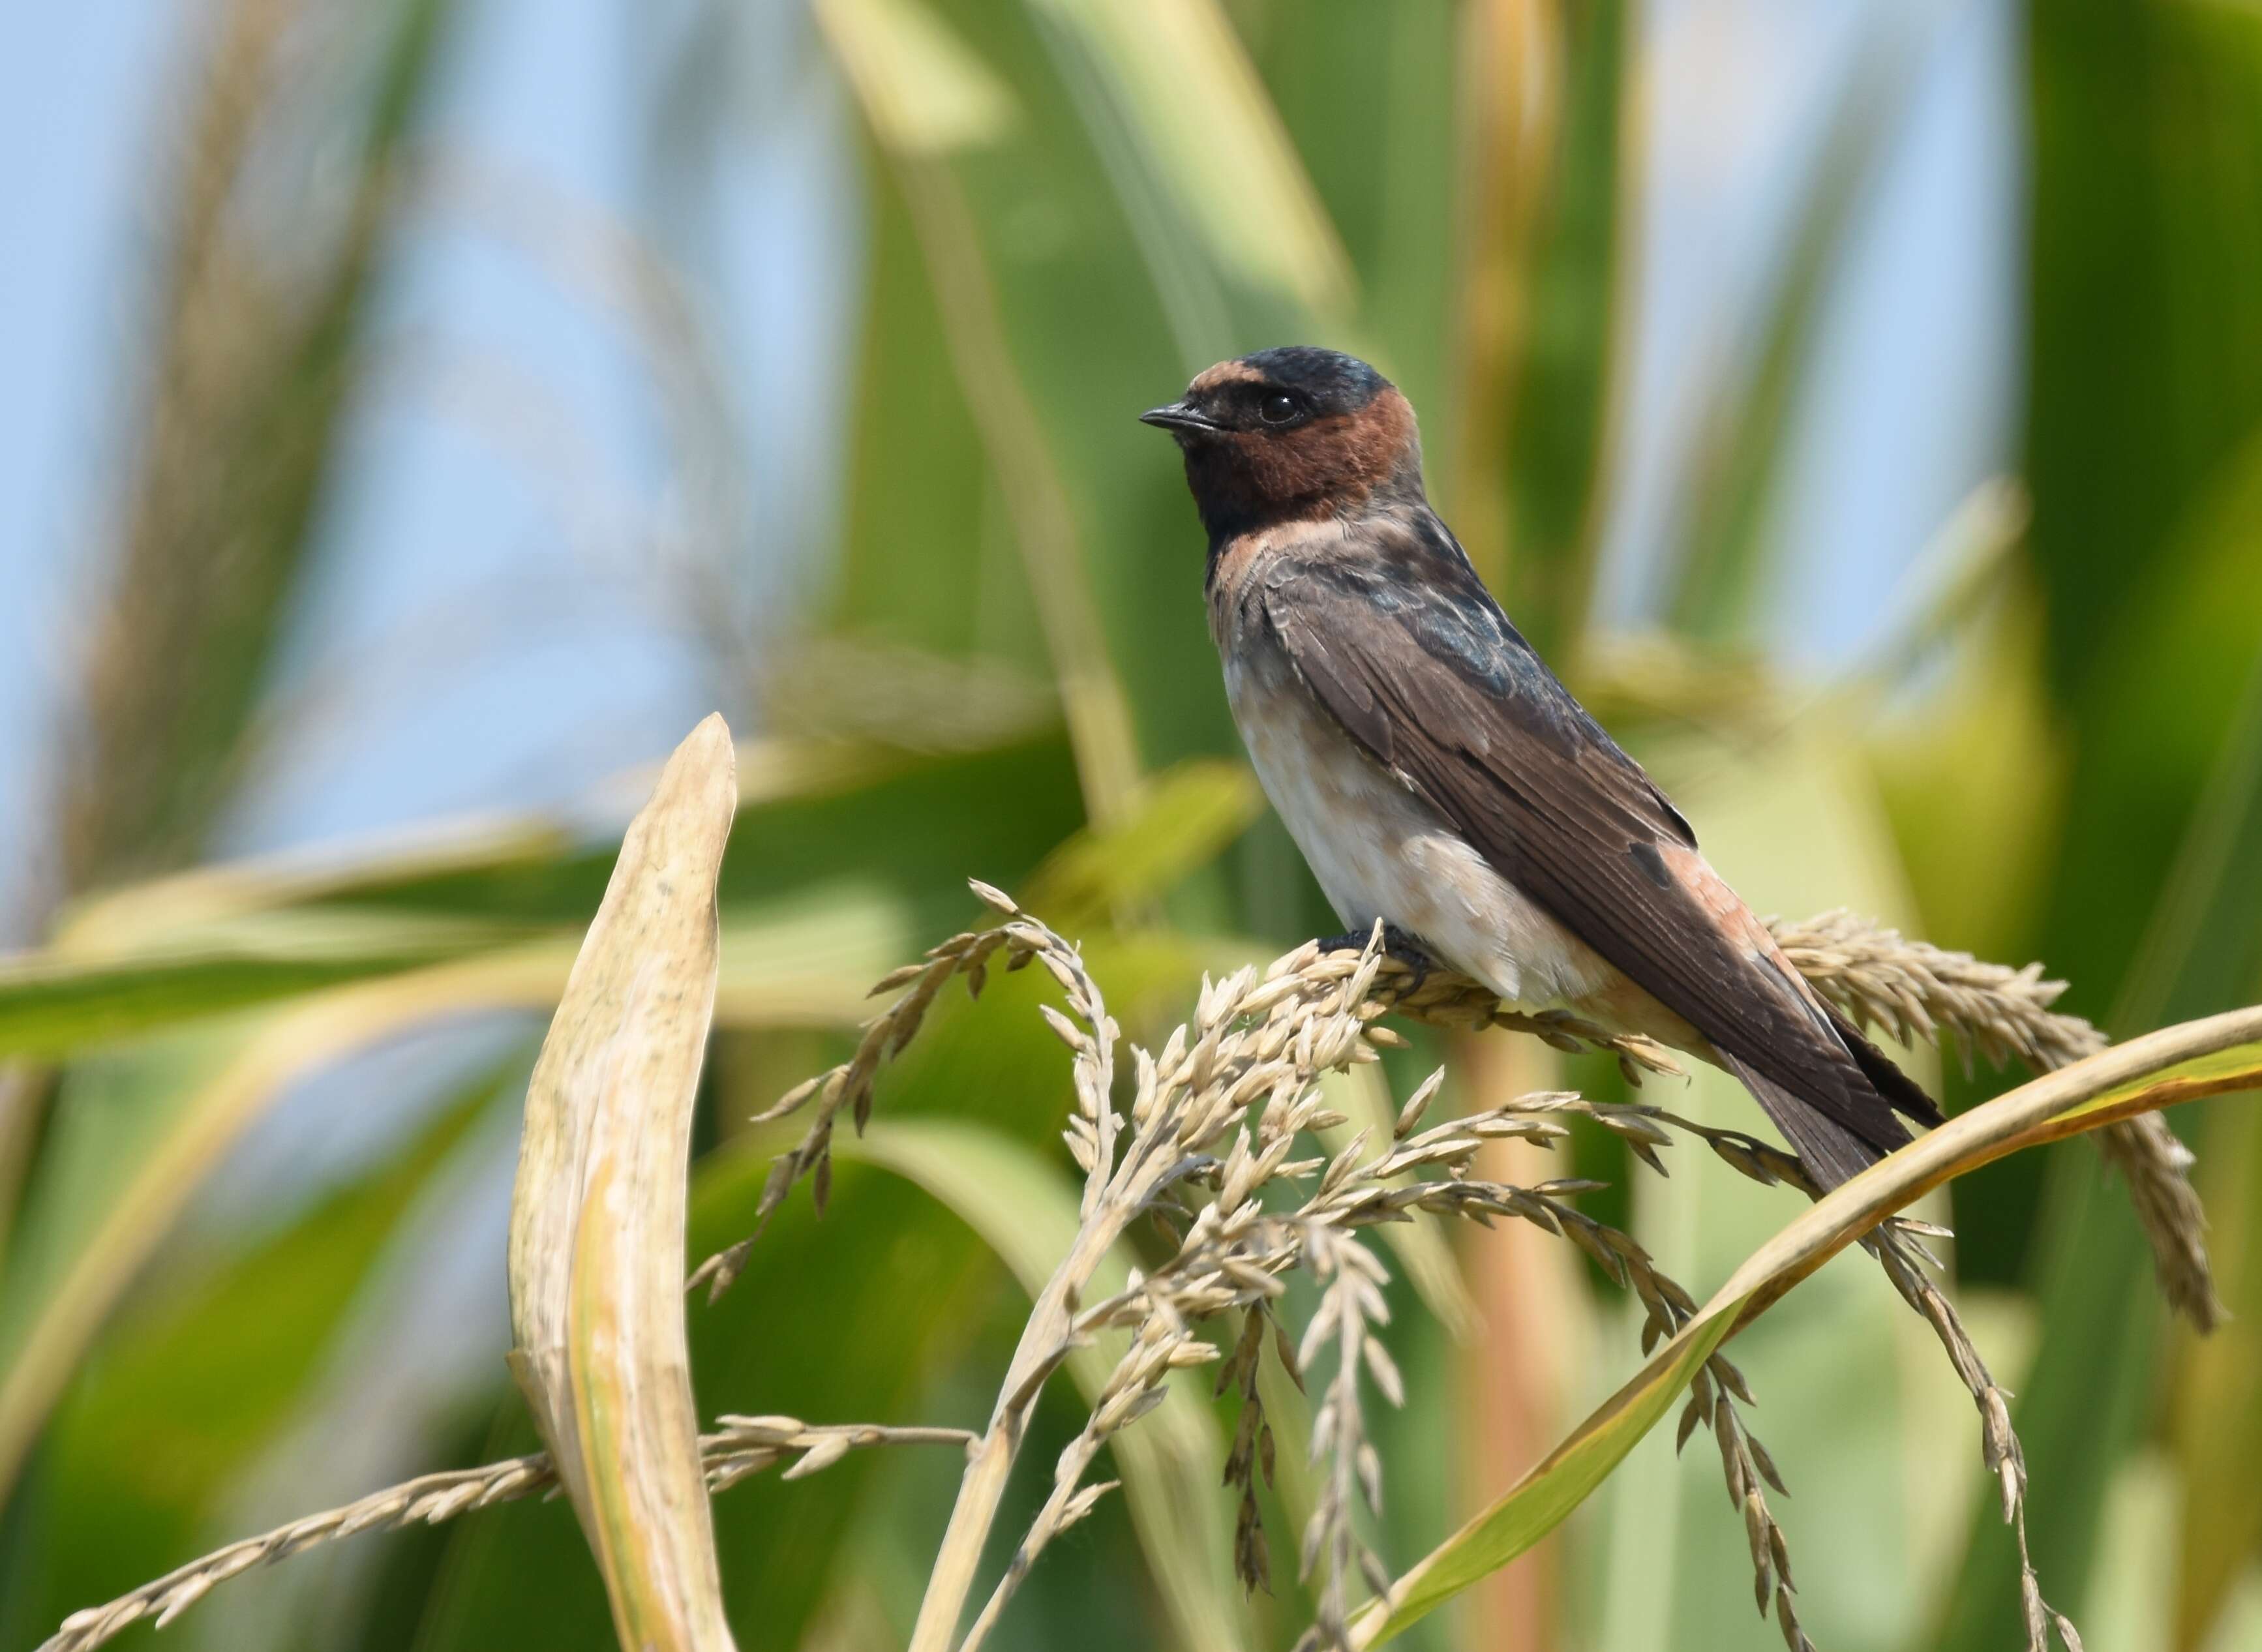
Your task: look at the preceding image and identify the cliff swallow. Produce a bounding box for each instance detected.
[1142,346,1940,1187]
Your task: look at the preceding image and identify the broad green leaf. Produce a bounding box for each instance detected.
[1355,1010,2262,1645]
[294,733,1080,931]
[0,882,944,1507]
[0,891,899,1065]
[1015,757,1261,933]
[817,0,1019,155]
[0,736,1085,1060]
[2021,9,2262,706]
[0,911,523,1060]
[1021,0,1355,327]
[50,818,565,957]
[44,736,907,957]
[844,1117,1252,1652]
[10,1055,517,1649]
[1240,1,1456,421]
[0,978,523,1503]
[819,0,1321,860]
[1496,0,1631,653]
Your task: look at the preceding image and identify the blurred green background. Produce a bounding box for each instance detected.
[1,0,2259,1649]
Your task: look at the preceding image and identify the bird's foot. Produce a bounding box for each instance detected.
[1314,923,1441,989]
[1380,925,1443,989]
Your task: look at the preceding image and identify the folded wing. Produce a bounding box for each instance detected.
[1259,522,1938,1184]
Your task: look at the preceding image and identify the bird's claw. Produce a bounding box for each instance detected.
[1314,923,1441,989]
[1380,924,1443,989]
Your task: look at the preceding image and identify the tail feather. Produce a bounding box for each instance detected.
[1824,1005,1946,1129]
[1725,952,1939,1189]
[1718,1050,1907,1190]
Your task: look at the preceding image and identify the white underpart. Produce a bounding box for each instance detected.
[1224,652,1621,1015]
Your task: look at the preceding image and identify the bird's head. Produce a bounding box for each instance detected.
[1141,346,1423,541]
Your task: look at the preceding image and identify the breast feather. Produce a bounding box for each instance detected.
[1223,646,1617,1014]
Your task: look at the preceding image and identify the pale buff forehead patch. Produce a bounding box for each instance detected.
[1188,359,1264,394]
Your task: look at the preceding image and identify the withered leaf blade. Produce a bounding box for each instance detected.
[506,713,739,1652]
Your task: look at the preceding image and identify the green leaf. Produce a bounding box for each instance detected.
[9,1053,515,1649]
[843,1117,1252,1652]
[1585,722,1937,1652]
[1496,0,1631,653]
[0,876,999,1508]
[1021,0,1355,331]
[1015,757,1262,933]
[0,980,528,1503]
[1940,434,2262,1651]
[1357,1012,2262,1646]
[0,735,1085,1061]
[0,912,522,1060]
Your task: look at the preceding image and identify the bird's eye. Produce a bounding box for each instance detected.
[1259,393,1301,426]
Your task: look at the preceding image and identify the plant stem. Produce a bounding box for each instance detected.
[909,1218,1128,1652]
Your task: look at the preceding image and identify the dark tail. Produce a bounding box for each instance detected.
[1719,1051,1896,1188]
[1826,1005,1944,1128]
[1720,1009,1939,1191]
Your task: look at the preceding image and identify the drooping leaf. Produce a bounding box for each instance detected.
[1940,434,2262,1651]
[0,913,523,1061]
[0,880,985,1509]
[1582,720,1938,1652]
[1355,1010,2262,1645]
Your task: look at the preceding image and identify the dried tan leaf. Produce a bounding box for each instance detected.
[507,713,739,1652]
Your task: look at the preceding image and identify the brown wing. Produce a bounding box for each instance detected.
[1258,524,1936,1179]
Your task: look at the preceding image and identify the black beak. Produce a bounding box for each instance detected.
[1139,401,1222,434]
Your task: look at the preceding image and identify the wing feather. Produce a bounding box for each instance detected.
[1259,526,1934,1162]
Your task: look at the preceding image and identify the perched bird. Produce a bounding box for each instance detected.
[1141,346,1940,1187]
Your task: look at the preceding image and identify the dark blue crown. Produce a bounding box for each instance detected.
[1237,347,1389,412]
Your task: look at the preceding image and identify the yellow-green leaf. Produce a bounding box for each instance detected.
[816,0,1019,157]
[1356,1008,2262,1645]
[1025,0,1355,319]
